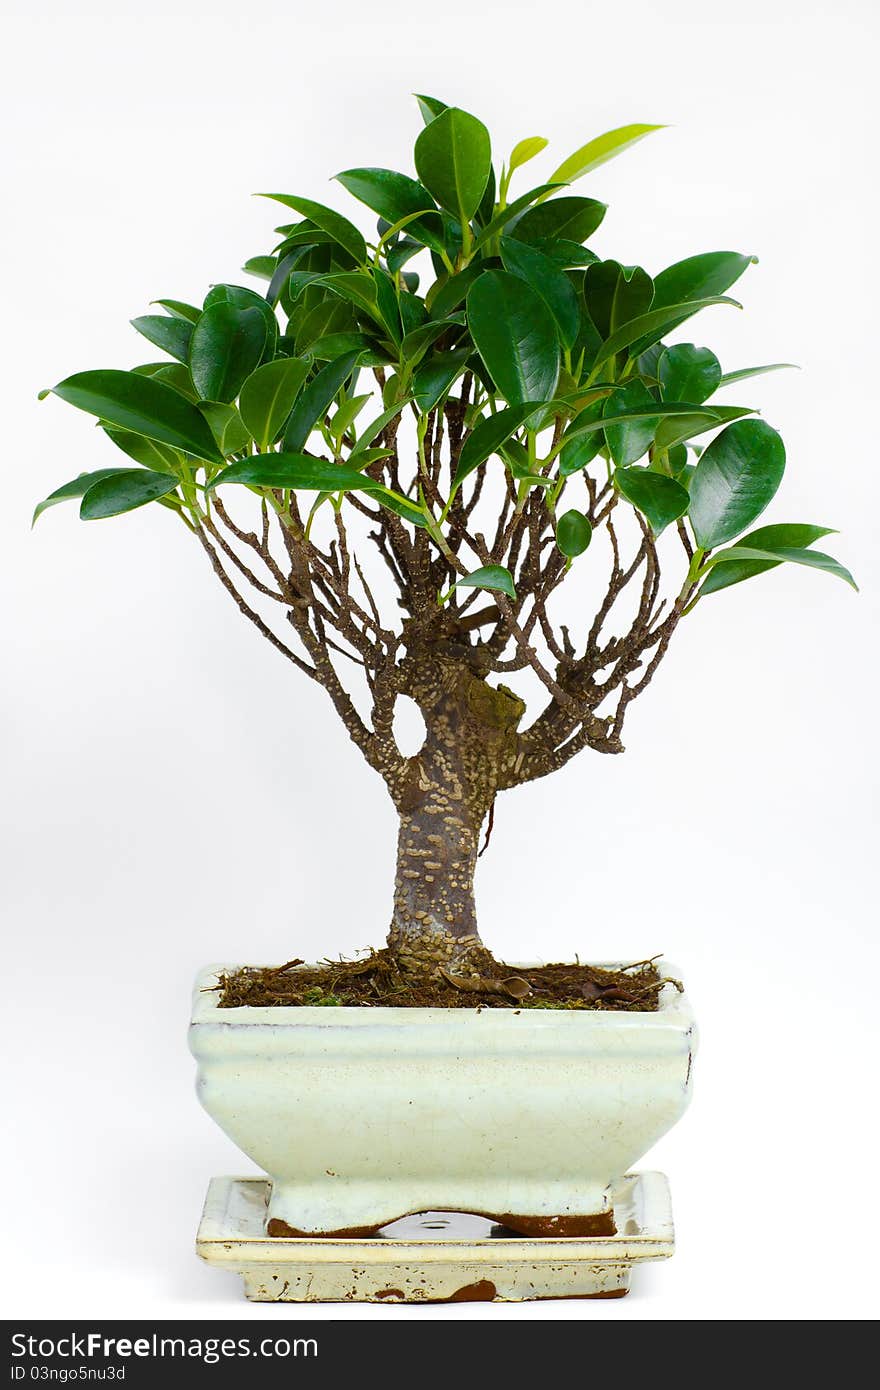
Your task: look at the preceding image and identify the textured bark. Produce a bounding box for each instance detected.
[387,649,526,971]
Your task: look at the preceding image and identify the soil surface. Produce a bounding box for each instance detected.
[215,951,678,1011]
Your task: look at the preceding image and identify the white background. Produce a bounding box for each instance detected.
[3,0,878,1322]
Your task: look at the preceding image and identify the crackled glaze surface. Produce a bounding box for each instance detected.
[189,963,696,1235]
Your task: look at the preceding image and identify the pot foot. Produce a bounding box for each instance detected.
[196,1172,674,1304]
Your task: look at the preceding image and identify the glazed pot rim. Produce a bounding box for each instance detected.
[190,962,692,1030]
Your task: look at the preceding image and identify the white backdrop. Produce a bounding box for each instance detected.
[2,0,877,1321]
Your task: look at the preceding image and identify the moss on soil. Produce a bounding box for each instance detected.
[215,951,679,1011]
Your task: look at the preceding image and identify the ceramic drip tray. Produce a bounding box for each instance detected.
[196,1172,674,1303]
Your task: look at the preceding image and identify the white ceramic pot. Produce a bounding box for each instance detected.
[189,963,697,1237]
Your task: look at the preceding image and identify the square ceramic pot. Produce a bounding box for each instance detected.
[189,963,696,1237]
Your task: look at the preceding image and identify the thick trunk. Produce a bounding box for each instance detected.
[386,652,525,973]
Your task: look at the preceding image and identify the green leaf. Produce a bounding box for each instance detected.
[591,296,740,371]
[239,357,310,450]
[453,403,541,488]
[33,468,133,525]
[559,397,606,475]
[197,401,251,456]
[335,169,444,253]
[548,123,665,185]
[653,250,756,307]
[103,427,181,473]
[584,260,654,339]
[130,315,193,363]
[509,136,548,174]
[603,382,658,467]
[453,565,516,600]
[260,193,367,265]
[48,369,222,463]
[652,404,753,452]
[499,237,581,349]
[283,351,360,451]
[511,196,607,246]
[696,524,838,595]
[658,344,722,404]
[80,468,179,520]
[413,349,468,412]
[207,452,382,493]
[348,400,408,459]
[718,362,798,388]
[615,467,690,535]
[414,106,492,226]
[427,265,482,319]
[203,284,278,357]
[556,509,592,557]
[701,543,856,591]
[472,183,566,250]
[241,256,277,282]
[189,303,267,404]
[373,489,428,527]
[467,271,560,405]
[628,251,756,357]
[139,362,200,401]
[689,419,786,548]
[415,93,448,125]
[151,298,202,323]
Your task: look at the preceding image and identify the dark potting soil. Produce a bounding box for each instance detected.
[215,952,679,1010]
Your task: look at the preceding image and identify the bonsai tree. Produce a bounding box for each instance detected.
[38,98,854,986]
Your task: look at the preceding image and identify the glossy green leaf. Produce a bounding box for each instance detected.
[348,401,409,459]
[260,193,366,265]
[472,183,566,250]
[584,260,654,338]
[239,357,309,449]
[697,523,837,595]
[48,370,222,462]
[189,303,267,403]
[198,401,251,456]
[80,468,179,520]
[467,271,560,405]
[512,196,607,246]
[615,467,689,535]
[658,344,722,404]
[414,106,492,225]
[559,397,606,475]
[413,350,468,412]
[556,508,592,557]
[208,452,382,493]
[145,362,200,402]
[701,543,856,590]
[241,256,277,282]
[500,237,580,349]
[453,565,516,599]
[373,489,428,527]
[592,296,740,371]
[652,404,753,452]
[718,362,798,388]
[509,136,548,174]
[130,314,193,363]
[415,93,448,125]
[103,427,181,473]
[283,351,360,451]
[335,168,444,253]
[653,251,756,308]
[427,265,482,319]
[603,382,659,467]
[203,283,278,357]
[33,468,134,525]
[689,419,786,548]
[454,403,541,488]
[548,124,665,185]
[151,298,202,323]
